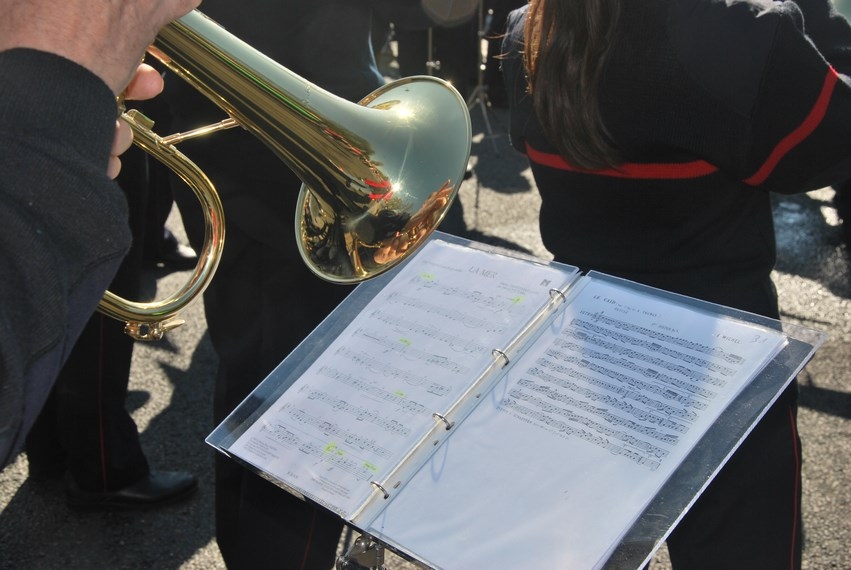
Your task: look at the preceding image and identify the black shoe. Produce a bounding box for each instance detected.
[26,456,66,482]
[66,470,198,510]
[28,464,66,483]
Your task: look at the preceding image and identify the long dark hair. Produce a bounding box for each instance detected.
[524,0,621,169]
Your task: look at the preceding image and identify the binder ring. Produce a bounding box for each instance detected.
[492,348,510,366]
[433,412,454,430]
[549,288,566,302]
[371,481,389,499]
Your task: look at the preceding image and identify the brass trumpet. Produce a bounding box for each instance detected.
[100,10,472,340]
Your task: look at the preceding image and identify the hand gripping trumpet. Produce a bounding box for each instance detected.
[100,10,472,340]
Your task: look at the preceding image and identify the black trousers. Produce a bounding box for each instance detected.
[666,383,803,570]
[203,229,351,570]
[834,180,851,249]
[25,315,149,491]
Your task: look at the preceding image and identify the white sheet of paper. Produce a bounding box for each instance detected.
[368,277,788,569]
[227,240,576,517]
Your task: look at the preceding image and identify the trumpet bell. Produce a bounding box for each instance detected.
[296,76,471,283]
[154,10,472,283]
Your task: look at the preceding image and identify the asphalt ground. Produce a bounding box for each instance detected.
[2,78,850,570]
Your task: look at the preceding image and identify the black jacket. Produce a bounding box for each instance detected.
[503,0,851,317]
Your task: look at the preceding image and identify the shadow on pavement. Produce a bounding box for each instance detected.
[0,331,220,570]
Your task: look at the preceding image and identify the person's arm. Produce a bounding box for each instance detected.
[0,48,132,467]
[0,0,199,467]
[665,0,851,195]
[698,2,851,194]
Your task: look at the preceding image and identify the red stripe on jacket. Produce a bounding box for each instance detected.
[526,68,839,184]
[525,143,718,179]
[744,67,839,185]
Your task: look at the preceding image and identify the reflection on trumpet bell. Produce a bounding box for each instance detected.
[378,182,457,262]
[303,180,456,276]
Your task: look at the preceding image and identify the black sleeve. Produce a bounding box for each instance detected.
[672,1,851,193]
[739,6,851,192]
[0,49,131,467]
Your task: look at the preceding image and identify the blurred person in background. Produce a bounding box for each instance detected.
[501,0,851,567]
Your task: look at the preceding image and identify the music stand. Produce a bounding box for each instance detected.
[206,232,826,569]
[466,3,499,154]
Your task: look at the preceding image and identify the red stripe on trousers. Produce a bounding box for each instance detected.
[97,314,108,491]
[299,506,318,570]
[787,404,801,570]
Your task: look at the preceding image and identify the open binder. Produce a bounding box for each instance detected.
[207,232,826,570]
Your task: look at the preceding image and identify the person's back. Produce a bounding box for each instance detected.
[502,1,851,568]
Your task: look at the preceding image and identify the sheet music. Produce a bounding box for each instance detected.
[368,277,788,569]
[227,240,577,517]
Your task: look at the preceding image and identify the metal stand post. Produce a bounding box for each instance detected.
[426,27,441,76]
[466,3,499,154]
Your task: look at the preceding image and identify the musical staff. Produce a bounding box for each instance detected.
[564,325,736,379]
[356,317,488,358]
[332,344,466,384]
[259,422,379,482]
[284,409,392,457]
[407,274,530,315]
[579,309,746,365]
[526,365,700,422]
[500,397,664,471]
[516,377,689,433]
[378,294,509,334]
[317,365,444,408]
[305,390,412,437]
